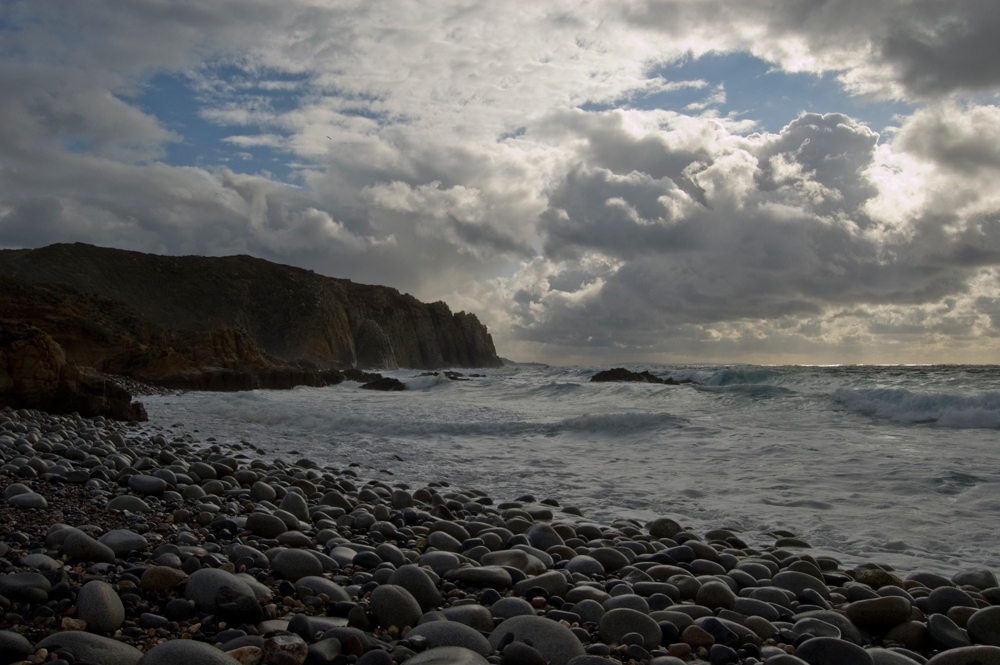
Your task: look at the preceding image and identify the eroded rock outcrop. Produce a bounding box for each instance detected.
[0,278,344,392]
[590,368,692,384]
[0,243,502,369]
[0,319,147,420]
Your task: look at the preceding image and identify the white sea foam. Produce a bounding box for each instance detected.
[143,364,1000,576]
[835,387,1000,428]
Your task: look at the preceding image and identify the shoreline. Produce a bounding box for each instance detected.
[1,406,999,665]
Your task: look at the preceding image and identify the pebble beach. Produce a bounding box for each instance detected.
[2,405,1000,665]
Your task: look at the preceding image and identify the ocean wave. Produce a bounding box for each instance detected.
[557,412,686,432]
[697,367,782,386]
[834,387,1000,428]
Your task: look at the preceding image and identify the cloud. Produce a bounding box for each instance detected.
[3,0,1000,363]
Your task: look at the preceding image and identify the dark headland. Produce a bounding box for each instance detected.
[0,243,502,419]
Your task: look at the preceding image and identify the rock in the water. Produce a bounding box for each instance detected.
[370,584,423,629]
[406,647,490,665]
[137,638,242,664]
[795,637,874,665]
[77,580,125,633]
[36,631,143,665]
[407,620,493,655]
[489,615,586,665]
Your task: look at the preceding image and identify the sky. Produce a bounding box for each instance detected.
[3,1,1000,365]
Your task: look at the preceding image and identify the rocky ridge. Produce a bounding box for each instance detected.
[0,244,502,371]
[1,407,999,665]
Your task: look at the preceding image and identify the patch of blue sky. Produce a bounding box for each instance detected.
[591,51,915,138]
[135,71,309,183]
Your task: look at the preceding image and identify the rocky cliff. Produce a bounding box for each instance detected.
[0,277,344,393]
[0,319,148,421]
[0,243,502,370]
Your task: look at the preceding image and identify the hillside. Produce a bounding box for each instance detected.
[0,243,502,370]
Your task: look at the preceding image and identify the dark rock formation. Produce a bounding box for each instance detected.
[0,277,344,392]
[360,377,406,391]
[0,319,147,420]
[590,368,692,384]
[0,243,502,369]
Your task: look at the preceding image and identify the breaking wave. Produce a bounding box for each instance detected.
[834,387,1000,428]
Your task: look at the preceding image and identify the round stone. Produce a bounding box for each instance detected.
[526,524,564,550]
[184,568,257,614]
[36,631,143,665]
[295,576,351,602]
[107,495,151,512]
[589,547,630,572]
[7,492,47,508]
[489,615,586,665]
[272,549,323,582]
[491,597,537,619]
[795,637,874,665]
[695,581,736,611]
[388,564,443,610]
[445,566,513,590]
[63,529,116,564]
[929,613,973,650]
[77,580,125,633]
[128,474,168,496]
[406,646,490,665]
[926,646,1000,665]
[278,492,310,522]
[648,518,682,539]
[250,481,277,502]
[928,587,979,616]
[0,630,32,664]
[407,620,493,655]
[772,571,831,600]
[967,607,1000,647]
[600,608,662,648]
[140,566,188,592]
[98,529,148,557]
[442,604,495,633]
[514,570,570,598]
[565,555,604,577]
[846,596,912,631]
[370,584,423,629]
[246,512,287,538]
[866,648,928,665]
[137,638,242,664]
[0,572,50,601]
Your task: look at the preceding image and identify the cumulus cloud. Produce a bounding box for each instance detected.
[3,0,1000,362]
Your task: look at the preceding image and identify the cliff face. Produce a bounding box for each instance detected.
[0,277,344,392]
[0,319,148,421]
[0,243,502,370]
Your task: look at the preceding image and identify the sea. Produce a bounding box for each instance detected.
[140,364,1000,577]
